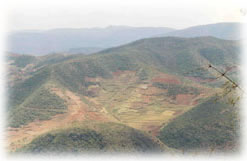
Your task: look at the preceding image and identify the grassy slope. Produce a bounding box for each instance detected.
[8,67,52,111]
[7,53,81,127]
[7,36,240,153]
[18,122,166,153]
[7,54,37,68]
[44,36,240,95]
[7,37,240,128]
[158,96,239,151]
[97,36,240,73]
[9,86,67,128]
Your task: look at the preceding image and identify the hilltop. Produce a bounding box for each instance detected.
[18,122,168,153]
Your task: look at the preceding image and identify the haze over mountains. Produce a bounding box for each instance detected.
[7,22,241,55]
[8,26,174,55]
[159,22,242,40]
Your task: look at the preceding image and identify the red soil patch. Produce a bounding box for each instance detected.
[112,70,138,83]
[85,77,101,82]
[142,95,151,104]
[173,110,183,116]
[152,73,181,85]
[87,112,109,121]
[145,125,162,136]
[113,71,122,76]
[142,86,164,96]
[192,100,198,106]
[7,88,110,152]
[175,94,195,105]
[187,76,216,83]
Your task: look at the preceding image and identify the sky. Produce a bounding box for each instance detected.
[5,0,245,31]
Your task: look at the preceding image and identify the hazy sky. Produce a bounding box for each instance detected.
[6,0,245,31]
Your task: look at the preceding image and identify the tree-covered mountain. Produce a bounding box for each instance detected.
[7,36,240,153]
[18,122,168,153]
[158,96,239,151]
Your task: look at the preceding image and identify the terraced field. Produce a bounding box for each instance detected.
[6,36,240,153]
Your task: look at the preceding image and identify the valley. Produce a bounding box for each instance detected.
[6,36,240,153]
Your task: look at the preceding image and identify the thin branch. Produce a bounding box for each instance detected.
[208,64,244,93]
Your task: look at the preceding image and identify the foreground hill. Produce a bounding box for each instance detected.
[7,36,240,153]
[159,22,242,40]
[158,96,239,152]
[18,122,167,153]
[8,26,174,55]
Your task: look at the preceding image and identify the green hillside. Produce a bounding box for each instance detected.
[8,67,52,111]
[158,96,239,151]
[98,36,239,73]
[7,37,240,128]
[7,36,240,153]
[40,36,240,94]
[9,86,67,128]
[18,122,165,153]
[7,54,37,68]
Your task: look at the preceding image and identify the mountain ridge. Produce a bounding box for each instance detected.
[8,26,175,55]
[159,22,242,40]
[7,36,240,153]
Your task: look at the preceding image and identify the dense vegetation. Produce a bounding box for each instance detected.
[158,96,239,151]
[7,36,240,153]
[8,54,37,68]
[18,122,164,153]
[51,53,139,95]
[36,54,77,67]
[19,129,105,153]
[199,47,225,65]
[9,87,67,128]
[97,36,240,76]
[8,67,51,111]
[7,37,240,128]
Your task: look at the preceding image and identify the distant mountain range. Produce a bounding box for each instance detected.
[7,26,174,55]
[7,22,241,55]
[159,22,242,40]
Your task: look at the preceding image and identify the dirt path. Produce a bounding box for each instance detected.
[7,88,109,152]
